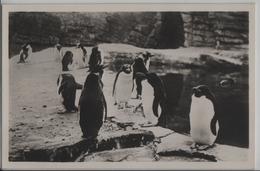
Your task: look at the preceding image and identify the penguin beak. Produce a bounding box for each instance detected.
[192,87,201,97]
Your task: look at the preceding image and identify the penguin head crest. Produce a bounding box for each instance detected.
[121,64,132,74]
[192,85,214,99]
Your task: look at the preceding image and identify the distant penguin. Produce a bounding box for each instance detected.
[142,51,153,70]
[189,85,219,150]
[57,73,83,113]
[112,64,133,109]
[132,57,148,99]
[54,43,63,61]
[138,72,167,126]
[88,46,102,70]
[62,51,73,71]
[79,73,107,139]
[18,43,32,63]
[77,43,88,66]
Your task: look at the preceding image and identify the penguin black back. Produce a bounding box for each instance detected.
[79,73,107,139]
[57,73,82,112]
[62,51,73,71]
[133,57,148,78]
[88,46,102,69]
[146,72,168,127]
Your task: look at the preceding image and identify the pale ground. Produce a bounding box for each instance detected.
[8,43,249,161]
[8,45,155,157]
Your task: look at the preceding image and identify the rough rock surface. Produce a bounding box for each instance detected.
[9,12,248,57]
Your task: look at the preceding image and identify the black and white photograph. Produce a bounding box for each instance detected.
[2,4,255,170]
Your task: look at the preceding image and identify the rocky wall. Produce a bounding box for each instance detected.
[182,12,249,49]
[9,11,249,55]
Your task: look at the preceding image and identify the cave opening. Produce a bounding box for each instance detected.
[158,12,184,49]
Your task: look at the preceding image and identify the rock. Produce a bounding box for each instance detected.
[77,146,156,162]
[19,129,155,162]
[156,132,248,162]
[9,12,248,56]
[140,126,174,138]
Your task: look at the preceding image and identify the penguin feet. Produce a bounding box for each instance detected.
[125,102,134,108]
[136,95,142,100]
[133,103,143,113]
[117,104,124,110]
[190,143,215,151]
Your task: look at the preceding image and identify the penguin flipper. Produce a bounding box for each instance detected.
[152,97,160,117]
[76,82,83,90]
[210,115,218,136]
[58,83,66,95]
[131,78,135,92]
[112,70,122,96]
[102,93,108,121]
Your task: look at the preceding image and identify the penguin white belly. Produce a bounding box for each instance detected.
[54,48,62,61]
[114,72,133,103]
[57,76,64,104]
[73,49,84,68]
[25,45,33,62]
[189,95,218,145]
[142,80,161,125]
[145,58,150,71]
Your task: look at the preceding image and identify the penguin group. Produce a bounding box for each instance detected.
[20,41,222,150]
[55,45,220,149]
[112,51,168,127]
[54,43,107,140]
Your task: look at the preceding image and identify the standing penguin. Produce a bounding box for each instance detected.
[142,51,153,71]
[88,46,102,70]
[132,57,148,99]
[62,51,73,71]
[54,43,63,62]
[79,73,107,139]
[77,43,88,66]
[112,64,133,109]
[138,72,167,126]
[57,73,83,113]
[18,43,32,63]
[189,85,219,150]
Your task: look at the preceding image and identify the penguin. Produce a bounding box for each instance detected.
[189,85,219,150]
[137,72,167,126]
[79,73,107,139]
[142,51,153,70]
[88,46,102,70]
[112,64,133,109]
[54,43,63,61]
[77,43,88,66]
[132,57,148,99]
[57,73,83,113]
[61,51,73,71]
[18,43,32,63]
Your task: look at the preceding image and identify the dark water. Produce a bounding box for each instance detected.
[149,65,249,148]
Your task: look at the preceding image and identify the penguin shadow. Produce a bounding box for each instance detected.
[57,109,78,114]
[190,143,216,151]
